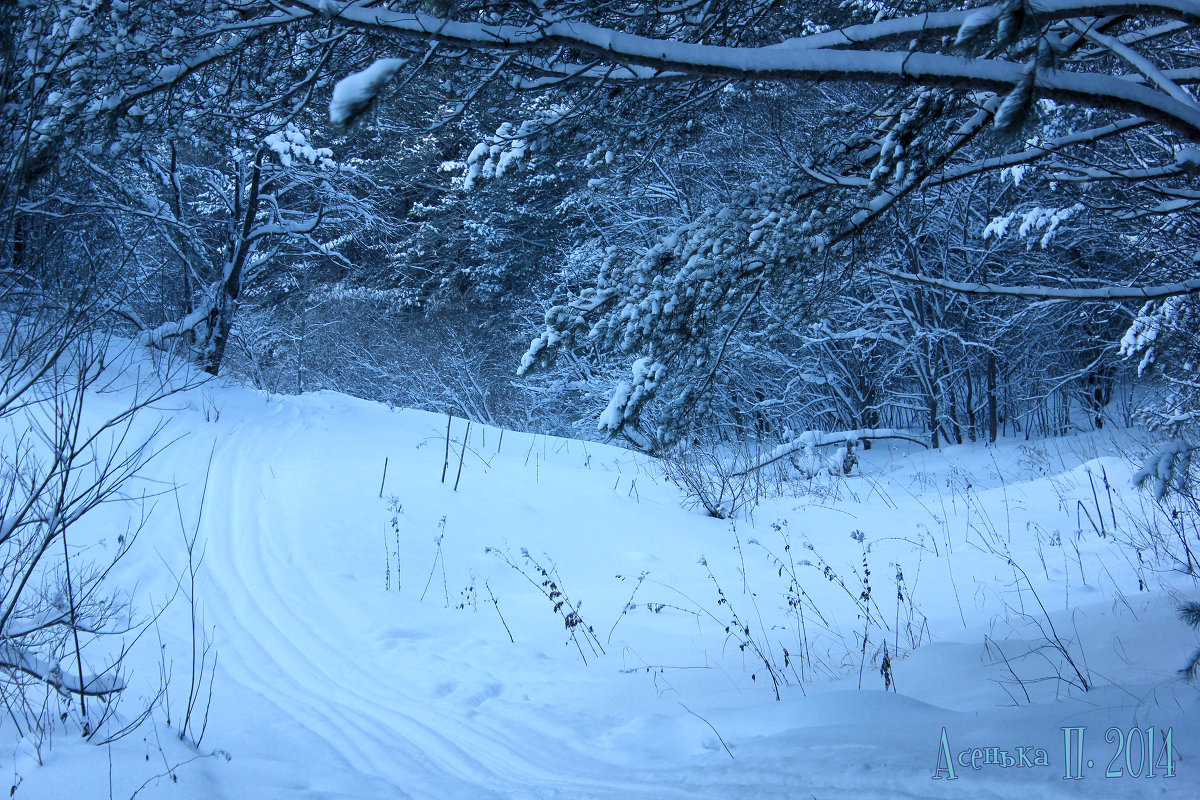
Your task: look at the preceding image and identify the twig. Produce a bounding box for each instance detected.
[441,414,452,483]
[454,421,470,491]
[484,580,514,643]
[678,702,734,760]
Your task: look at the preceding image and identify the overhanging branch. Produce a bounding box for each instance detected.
[876,267,1200,300]
[293,1,1200,138]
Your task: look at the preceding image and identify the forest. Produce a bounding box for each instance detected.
[5,0,1198,446]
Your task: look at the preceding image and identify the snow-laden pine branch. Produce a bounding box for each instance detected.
[1134,439,1196,499]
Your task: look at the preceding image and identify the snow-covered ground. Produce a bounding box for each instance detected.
[9,361,1200,799]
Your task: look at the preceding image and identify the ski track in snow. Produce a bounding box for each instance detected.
[92,390,1192,800]
[197,405,706,799]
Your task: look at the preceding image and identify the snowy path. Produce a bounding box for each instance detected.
[183,397,970,799]
[20,387,1191,800]
[196,403,694,799]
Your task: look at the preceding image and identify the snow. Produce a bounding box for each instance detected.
[982,204,1085,249]
[597,380,631,431]
[954,6,1003,46]
[66,17,90,43]
[1133,438,1195,499]
[0,642,124,698]
[135,302,213,348]
[983,211,1015,240]
[329,58,408,126]
[1001,164,1028,185]
[263,124,335,169]
[8,352,1200,798]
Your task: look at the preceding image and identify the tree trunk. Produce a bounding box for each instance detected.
[199,286,236,376]
[948,383,963,445]
[199,149,263,376]
[987,351,998,444]
[928,393,939,449]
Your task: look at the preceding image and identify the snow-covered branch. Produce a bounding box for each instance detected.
[876,268,1200,301]
[729,428,929,478]
[0,642,124,698]
[299,2,1200,138]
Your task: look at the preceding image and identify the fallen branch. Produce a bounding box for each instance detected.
[729,428,927,478]
[0,643,124,698]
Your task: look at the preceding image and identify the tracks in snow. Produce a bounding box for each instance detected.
[195,409,699,799]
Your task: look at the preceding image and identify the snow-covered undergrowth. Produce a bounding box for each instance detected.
[8,358,1199,799]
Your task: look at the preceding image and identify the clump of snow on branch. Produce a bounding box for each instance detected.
[264,124,335,169]
[1134,439,1195,500]
[1120,297,1200,429]
[1175,147,1200,169]
[598,357,666,435]
[1000,164,1028,185]
[982,203,1083,248]
[454,105,570,191]
[330,58,408,127]
[1120,297,1188,377]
